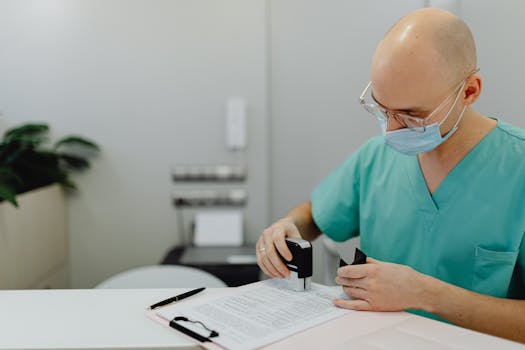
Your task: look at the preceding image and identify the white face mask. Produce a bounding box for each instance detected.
[381,84,467,156]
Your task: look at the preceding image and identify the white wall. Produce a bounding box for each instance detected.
[462,0,525,128]
[269,0,423,219]
[0,0,269,288]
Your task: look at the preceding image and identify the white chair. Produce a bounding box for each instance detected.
[95,265,227,289]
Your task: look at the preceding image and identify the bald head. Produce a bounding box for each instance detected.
[371,8,477,111]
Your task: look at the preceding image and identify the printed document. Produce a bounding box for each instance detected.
[155,279,351,350]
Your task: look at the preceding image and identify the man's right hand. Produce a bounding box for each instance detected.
[256,217,303,278]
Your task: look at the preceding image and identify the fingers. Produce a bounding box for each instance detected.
[274,228,293,261]
[257,260,270,276]
[256,237,272,276]
[337,265,368,279]
[260,251,283,278]
[274,224,301,261]
[261,226,293,277]
[256,219,305,278]
[337,275,368,300]
[256,232,288,278]
[333,298,371,311]
[335,276,367,289]
[264,245,290,277]
[342,286,367,300]
[256,246,272,277]
[256,240,282,277]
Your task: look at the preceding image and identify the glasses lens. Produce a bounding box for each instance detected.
[364,103,387,121]
[403,116,421,129]
[397,116,427,132]
[389,113,409,128]
[363,100,425,132]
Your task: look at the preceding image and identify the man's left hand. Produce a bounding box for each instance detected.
[333,257,430,311]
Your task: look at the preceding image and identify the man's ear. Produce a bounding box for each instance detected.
[463,75,482,105]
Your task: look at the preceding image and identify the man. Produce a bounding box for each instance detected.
[256,8,525,343]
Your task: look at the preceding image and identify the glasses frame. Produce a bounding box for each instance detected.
[359,68,479,131]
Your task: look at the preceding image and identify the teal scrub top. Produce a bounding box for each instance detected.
[311,119,525,319]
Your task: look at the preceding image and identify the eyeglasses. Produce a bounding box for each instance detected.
[359,68,479,131]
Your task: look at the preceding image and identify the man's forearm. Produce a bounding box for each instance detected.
[420,273,525,343]
[284,201,322,241]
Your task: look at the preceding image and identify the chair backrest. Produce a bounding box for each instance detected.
[95,265,227,289]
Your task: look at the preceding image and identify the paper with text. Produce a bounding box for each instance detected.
[155,279,351,350]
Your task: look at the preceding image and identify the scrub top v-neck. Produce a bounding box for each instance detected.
[312,119,525,318]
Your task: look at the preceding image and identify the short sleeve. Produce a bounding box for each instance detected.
[311,151,361,242]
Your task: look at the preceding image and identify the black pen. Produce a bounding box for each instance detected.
[148,287,206,310]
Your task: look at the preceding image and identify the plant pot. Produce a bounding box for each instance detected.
[0,184,69,289]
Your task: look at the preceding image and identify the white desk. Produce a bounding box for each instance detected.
[0,288,203,349]
[0,288,522,350]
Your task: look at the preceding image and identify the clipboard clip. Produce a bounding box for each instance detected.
[169,316,219,343]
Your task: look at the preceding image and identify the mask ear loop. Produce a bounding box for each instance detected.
[438,80,467,137]
[444,105,467,137]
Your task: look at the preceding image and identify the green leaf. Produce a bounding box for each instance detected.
[0,184,18,207]
[0,167,23,185]
[58,154,90,170]
[4,124,49,142]
[60,176,77,190]
[3,147,33,165]
[55,136,100,152]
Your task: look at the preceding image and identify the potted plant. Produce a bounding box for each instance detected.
[0,123,99,289]
[0,123,99,206]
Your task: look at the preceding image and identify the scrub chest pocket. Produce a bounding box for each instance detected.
[472,246,519,297]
